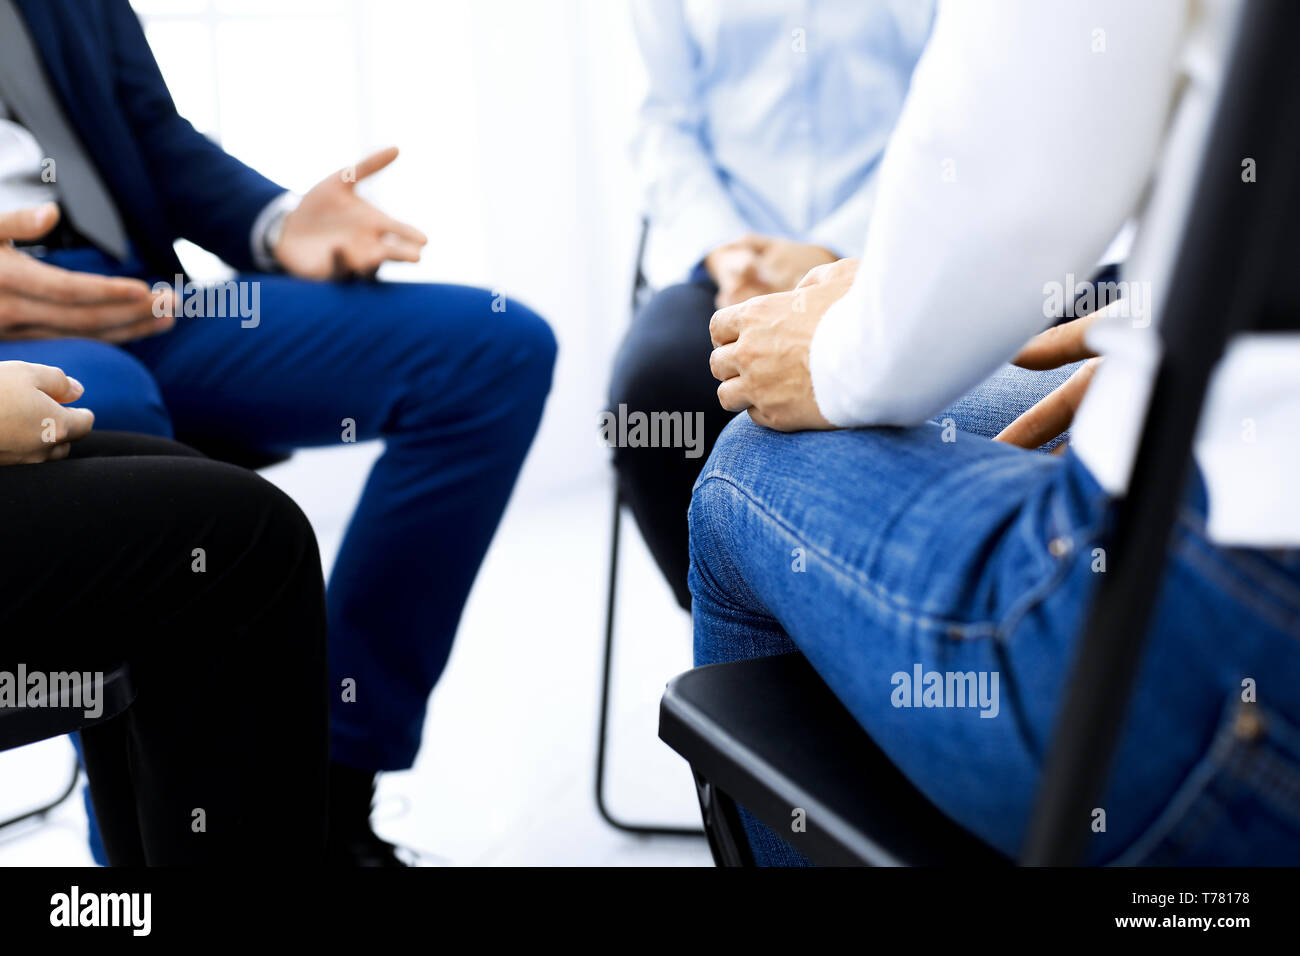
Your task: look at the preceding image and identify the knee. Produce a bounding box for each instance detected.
[59,342,172,438]
[231,465,320,574]
[497,300,557,401]
[688,422,744,574]
[609,283,711,412]
[691,413,762,496]
[608,344,666,415]
[383,284,556,435]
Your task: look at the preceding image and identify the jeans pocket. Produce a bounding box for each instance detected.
[1114,697,1300,865]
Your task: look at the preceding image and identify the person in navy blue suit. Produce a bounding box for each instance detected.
[0,0,556,865]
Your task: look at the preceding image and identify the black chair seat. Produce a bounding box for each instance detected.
[0,663,135,753]
[660,653,1008,866]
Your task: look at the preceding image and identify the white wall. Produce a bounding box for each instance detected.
[136,0,649,499]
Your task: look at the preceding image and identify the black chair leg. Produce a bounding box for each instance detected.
[595,481,704,838]
[0,754,80,833]
[691,772,753,866]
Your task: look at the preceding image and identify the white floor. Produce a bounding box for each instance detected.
[0,444,712,867]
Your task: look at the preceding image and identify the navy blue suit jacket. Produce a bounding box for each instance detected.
[15,0,286,275]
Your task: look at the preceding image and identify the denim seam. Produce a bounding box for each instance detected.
[694,479,768,615]
[1224,741,1300,829]
[1174,508,1300,635]
[1109,699,1300,864]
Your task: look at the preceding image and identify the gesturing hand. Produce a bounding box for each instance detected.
[0,205,175,343]
[0,360,94,465]
[707,257,858,431]
[274,147,429,280]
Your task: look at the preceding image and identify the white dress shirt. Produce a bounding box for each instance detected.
[0,100,58,212]
[632,0,934,288]
[808,0,1300,547]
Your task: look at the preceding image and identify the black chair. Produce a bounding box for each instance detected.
[660,0,1300,866]
[0,663,136,831]
[595,217,705,838]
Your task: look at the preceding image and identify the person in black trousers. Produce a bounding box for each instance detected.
[0,356,328,864]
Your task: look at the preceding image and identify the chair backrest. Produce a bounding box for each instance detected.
[1022,0,1300,865]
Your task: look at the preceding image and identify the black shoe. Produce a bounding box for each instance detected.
[325,761,411,867]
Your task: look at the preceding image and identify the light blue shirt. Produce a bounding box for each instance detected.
[632,0,934,287]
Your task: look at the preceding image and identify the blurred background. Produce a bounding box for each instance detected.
[0,0,710,866]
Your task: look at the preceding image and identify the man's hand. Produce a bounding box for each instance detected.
[994,304,1112,451]
[274,147,429,280]
[704,234,837,308]
[707,257,859,431]
[0,360,94,464]
[0,205,175,343]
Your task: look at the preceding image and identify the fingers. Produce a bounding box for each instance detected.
[26,394,94,460]
[1011,317,1100,370]
[349,146,400,182]
[43,404,94,445]
[379,234,423,263]
[709,342,743,381]
[714,281,766,309]
[716,375,752,413]
[994,358,1103,449]
[2,298,175,337]
[376,213,427,247]
[0,203,60,243]
[3,254,157,305]
[1010,297,1133,370]
[796,261,836,289]
[710,302,742,347]
[334,239,417,277]
[795,256,858,290]
[1,316,169,343]
[28,363,81,402]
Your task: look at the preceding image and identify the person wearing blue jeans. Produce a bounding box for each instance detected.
[689,0,1300,865]
[691,416,1300,865]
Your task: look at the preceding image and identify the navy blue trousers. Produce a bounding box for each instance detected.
[4,248,555,775]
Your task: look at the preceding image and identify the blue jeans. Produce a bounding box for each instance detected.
[3,248,556,774]
[689,413,1300,865]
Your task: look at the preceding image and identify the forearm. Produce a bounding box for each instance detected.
[105,0,286,269]
[809,0,1186,427]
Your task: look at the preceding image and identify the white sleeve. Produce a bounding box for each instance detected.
[631,0,750,283]
[808,0,1187,427]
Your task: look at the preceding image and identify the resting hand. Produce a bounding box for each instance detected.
[994,302,1117,451]
[707,257,858,431]
[0,360,94,465]
[0,205,174,343]
[705,234,837,309]
[752,236,837,296]
[274,147,429,280]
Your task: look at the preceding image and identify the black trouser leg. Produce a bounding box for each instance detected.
[0,432,328,865]
[608,280,735,609]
